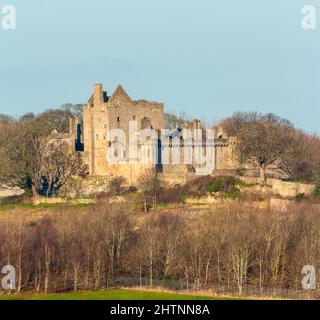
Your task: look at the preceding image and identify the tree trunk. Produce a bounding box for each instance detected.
[31,184,39,199]
[44,246,50,294]
[204,260,210,286]
[259,257,263,293]
[259,165,266,185]
[17,251,22,293]
[217,250,221,287]
[139,259,142,288]
[143,199,147,213]
[149,247,153,286]
[73,267,78,292]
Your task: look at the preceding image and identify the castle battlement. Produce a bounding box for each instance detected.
[51,84,239,184]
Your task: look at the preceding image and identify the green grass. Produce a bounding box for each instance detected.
[281,178,313,184]
[157,202,170,208]
[0,289,223,300]
[236,180,256,188]
[192,202,207,207]
[223,189,242,199]
[0,202,92,212]
[78,194,95,200]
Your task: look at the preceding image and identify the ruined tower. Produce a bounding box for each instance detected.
[82,83,164,183]
[51,83,240,186]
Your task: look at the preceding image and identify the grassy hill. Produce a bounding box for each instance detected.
[0,289,224,300]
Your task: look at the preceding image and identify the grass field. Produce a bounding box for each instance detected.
[0,289,225,300]
[0,202,92,211]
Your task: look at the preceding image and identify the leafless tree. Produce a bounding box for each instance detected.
[237,114,294,185]
[108,176,127,195]
[138,169,163,211]
[41,141,86,197]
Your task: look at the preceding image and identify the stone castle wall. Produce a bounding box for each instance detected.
[83,84,164,184]
[53,83,239,186]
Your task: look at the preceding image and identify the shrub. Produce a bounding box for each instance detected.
[158,185,186,204]
[206,176,238,194]
[127,186,137,193]
[295,193,306,202]
[223,188,241,199]
[180,175,237,197]
[158,176,243,204]
[207,181,221,193]
[314,181,320,198]
[109,176,127,195]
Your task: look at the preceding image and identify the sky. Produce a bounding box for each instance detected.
[0,0,319,133]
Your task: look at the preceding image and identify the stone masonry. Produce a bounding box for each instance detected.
[53,83,239,185]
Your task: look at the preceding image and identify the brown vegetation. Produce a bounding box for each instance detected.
[219,112,320,183]
[0,111,85,197]
[1,200,320,296]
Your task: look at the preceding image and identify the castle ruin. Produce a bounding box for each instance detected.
[52,84,239,185]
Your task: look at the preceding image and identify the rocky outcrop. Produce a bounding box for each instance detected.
[237,176,315,198]
[0,185,25,198]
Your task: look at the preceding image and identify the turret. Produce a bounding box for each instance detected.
[192,119,202,130]
[93,83,104,106]
[69,116,76,136]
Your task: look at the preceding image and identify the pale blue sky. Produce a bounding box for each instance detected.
[0,0,319,133]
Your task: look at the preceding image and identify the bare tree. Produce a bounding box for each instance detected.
[0,108,85,198]
[108,176,127,195]
[138,169,163,211]
[41,141,86,197]
[225,211,255,295]
[164,112,192,130]
[157,213,184,278]
[137,215,162,286]
[237,114,294,185]
[101,203,130,287]
[218,111,260,136]
[286,130,320,181]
